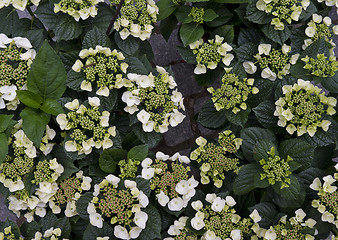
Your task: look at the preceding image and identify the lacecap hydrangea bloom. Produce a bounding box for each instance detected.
[255,0,310,30]
[190,130,242,188]
[254,209,317,240]
[33,227,64,240]
[310,163,338,228]
[112,0,159,40]
[0,226,24,240]
[190,194,258,239]
[302,53,338,77]
[207,68,259,113]
[54,0,104,21]
[303,14,338,50]
[189,35,234,75]
[244,43,299,81]
[56,97,117,155]
[72,46,128,97]
[0,0,40,11]
[88,175,149,240]
[0,33,36,110]
[164,216,198,240]
[141,152,198,211]
[120,66,185,133]
[274,79,336,137]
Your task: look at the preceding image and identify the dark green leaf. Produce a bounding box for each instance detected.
[279,139,314,170]
[322,72,338,93]
[27,41,67,100]
[203,9,219,22]
[234,42,257,62]
[51,145,79,181]
[160,14,178,41]
[176,46,197,64]
[262,24,291,45]
[247,78,274,107]
[135,177,151,197]
[240,127,276,162]
[300,122,337,147]
[127,144,149,161]
[54,15,82,41]
[126,56,152,75]
[213,0,248,2]
[0,7,20,35]
[99,89,118,112]
[67,70,85,91]
[157,0,177,20]
[253,100,279,129]
[40,211,58,232]
[197,99,228,129]
[138,205,162,240]
[0,115,14,133]
[21,29,45,51]
[206,8,233,27]
[246,0,271,24]
[35,2,58,30]
[83,27,111,49]
[93,3,115,32]
[298,168,325,198]
[233,163,269,195]
[59,51,80,72]
[179,22,204,46]
[17,90,43,109]
[0,133,8,164]
[132,124,162,148]
[272,175,300,200]
[175,6,192,24]
[54,218,71,238]
[253,139,277,162]
[224,108,250,128]
[238,28,262,45]
[20,221,41,239]
[248,202,278,228]
[20,108,50,147]
[99,148,127,173]
[76,193,93,220]
[211,25,234,43]
[195,66,223,86]
[40,99,64,115]
[274,75,297,100]
[114,32,141,55]
[83,223,113,240]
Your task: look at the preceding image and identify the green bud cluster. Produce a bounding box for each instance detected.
[150,160,190,198]
[312,23,332,42]
[0,226,24,240]
[259,147,292,188]
[116,0,155,25]
[118,159,140,179]
[302,54,338,77]
[14,189,30,201]
[318,192,338,219]
[0,43,29,89]
[32,160,53,184]
[207,70,259,113]
[0,146,34,181]
[96,184,136,227]
[54,176,82,205]
[201,205,253,239]
[189,7,205,24]
[174,229,198,240]
[194,42,222,66]
[56,0,93,12]
[255,49,290,73]
[172,0,184,5]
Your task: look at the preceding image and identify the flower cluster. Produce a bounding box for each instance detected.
[112,0,159,40]
[310,163,338,228]
[88,175,149,240]
[54,0,104,21]
[72,46,128,97]
[255,0,310,30]
[189,7,205,24]
[121,66,185,133]
[164,216,198,240]
[56,97,117,155]
[0,226,24,240]
[118,158,140,179]
[33,227,64,240]
[51,171,92,217]
[274,79,337,136]
[254,209,317,240]
[302,53,338,77]
[245,43,298,81]
[142,152,198,211]
[190,131,242,188]
[259,147,293,188]
[0,34,36,110]
[303,14,338,50]
[189,35,234,74]
[0,0,40,11]
[207,68,259,113]
[191,194,257,239]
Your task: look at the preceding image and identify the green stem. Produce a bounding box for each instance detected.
[27,6,35,27]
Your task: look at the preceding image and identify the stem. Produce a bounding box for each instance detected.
[27,6,35,22]
[106,0,126,36]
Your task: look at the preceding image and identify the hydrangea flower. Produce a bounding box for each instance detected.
[245,43,299,81]
[189,35,234,74]
[207,68,259,113]
[189,7,205,24]
[0,0,40,11]
[303,14,338,50]
[255,0,310,30]
[254,209,317,240]
[120,66,185,133]
[274,79,336,137]
[56,97,117,155]
[88,175,149,239]
[112,0,159,40]
[0,33,36,110]
[0,226,24,240]
[310,163,338,228]
[190,130,242,188]
[301,53,338,77]
[164,216,198,240]
[259,147,293,188]
[33,227,63,240]
[72,46,129,97]
[54,0,104,21]
[141,152,198,211]
[190,194,257,239]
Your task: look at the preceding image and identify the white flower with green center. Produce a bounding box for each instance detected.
[303,14,338,50]
[255,0,309,30]
[72,46,128,97]
[54,0,104,21]
[121,66,185,133]
[56,97,117,155]
[189,35,234,75]
[274,79,336,137]
[112,0,158,40]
